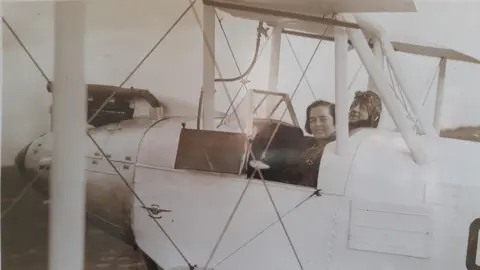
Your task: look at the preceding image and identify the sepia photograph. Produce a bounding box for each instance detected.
[2,0,480,269]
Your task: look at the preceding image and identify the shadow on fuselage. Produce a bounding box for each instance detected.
[247,120,321,188]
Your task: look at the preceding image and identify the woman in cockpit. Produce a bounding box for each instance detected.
[282,99,337,187]
[305,100,337,141]
[252,93,382,188]
[287,91,382,187]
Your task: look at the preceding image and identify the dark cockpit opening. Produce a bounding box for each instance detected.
[172,89,382,189]
[173,119,324,189]
[246,119,322,188]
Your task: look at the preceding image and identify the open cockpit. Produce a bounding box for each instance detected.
[15,1,480,269]
[173,89,350,189]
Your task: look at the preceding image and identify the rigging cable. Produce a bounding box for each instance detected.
[7,2,315,268]
[86,132,194,269]
[87,0,198,125]
[212,10,250,127]
[214,11,271,127]
[211,189,320,268]
[260,16,332,161]
[1,168,45,219]
[2,18,51,84]
[3,12,196,268]
[0,18,54,219]
[189,0,245,135]
[422,60,440,106]
[213,21,265,82]
[216,35,271,128]
[222,35,363,128]
[189,2,305,269]
[206,17,264,128]
[203,171,255,267]
[216,12,245,76]
[213,21,361,267]
[251,32,324,118]
[93,0,199,146]
[285,35,317,100]
[348,62,364,92]
[248,24,327,121]
[387,61,408,110]
[386,61,421,134]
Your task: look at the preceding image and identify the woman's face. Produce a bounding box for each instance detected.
[309,105,335,139]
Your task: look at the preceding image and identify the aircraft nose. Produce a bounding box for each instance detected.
[15,141,32,175]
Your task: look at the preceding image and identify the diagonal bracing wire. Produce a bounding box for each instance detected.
[2,18,51,83]
[3,7,197,268]
[189,1,316,268]
[86,132,194,268]
[3,0,196,128]
[192,5,336,270]
[422,60,440,106]
[6,1,333,268]
[87,0,199,145]
[5,1,303,268]
[217,36,271,127]
[212,189,320,268]
[215,11,271,127]
[260,18,332,163]
[348,62,364,92]
[285,35,317,100]
[1,168,46,219]
[386,61,423,134]
[87,0,198,125]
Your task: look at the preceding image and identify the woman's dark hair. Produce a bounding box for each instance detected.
[304,100,335,134]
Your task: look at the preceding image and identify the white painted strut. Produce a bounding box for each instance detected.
[346,27,427,164]
[202,4,216,130]
[368,38,390,129]
[367,38,384,92]
[49,2,87,270]
[266,26,282,117]
[433,57,447,133]
[334,26,349,155]
[354,15,437,138]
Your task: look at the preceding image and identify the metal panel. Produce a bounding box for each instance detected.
[85,160,135,228]
[348,200,432,259]
[424,182,460,207]
[100,119,157,164]
[136,117,240,169]
[174,128,248,175]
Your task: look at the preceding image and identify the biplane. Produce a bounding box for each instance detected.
[11,0,480,269]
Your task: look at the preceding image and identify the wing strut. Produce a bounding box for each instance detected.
[4,4,198,268]
[189,5,320,269]
[49,2,87,269]
[86,133,195,269]
[433,57,447,133]
[86,0,198,125]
